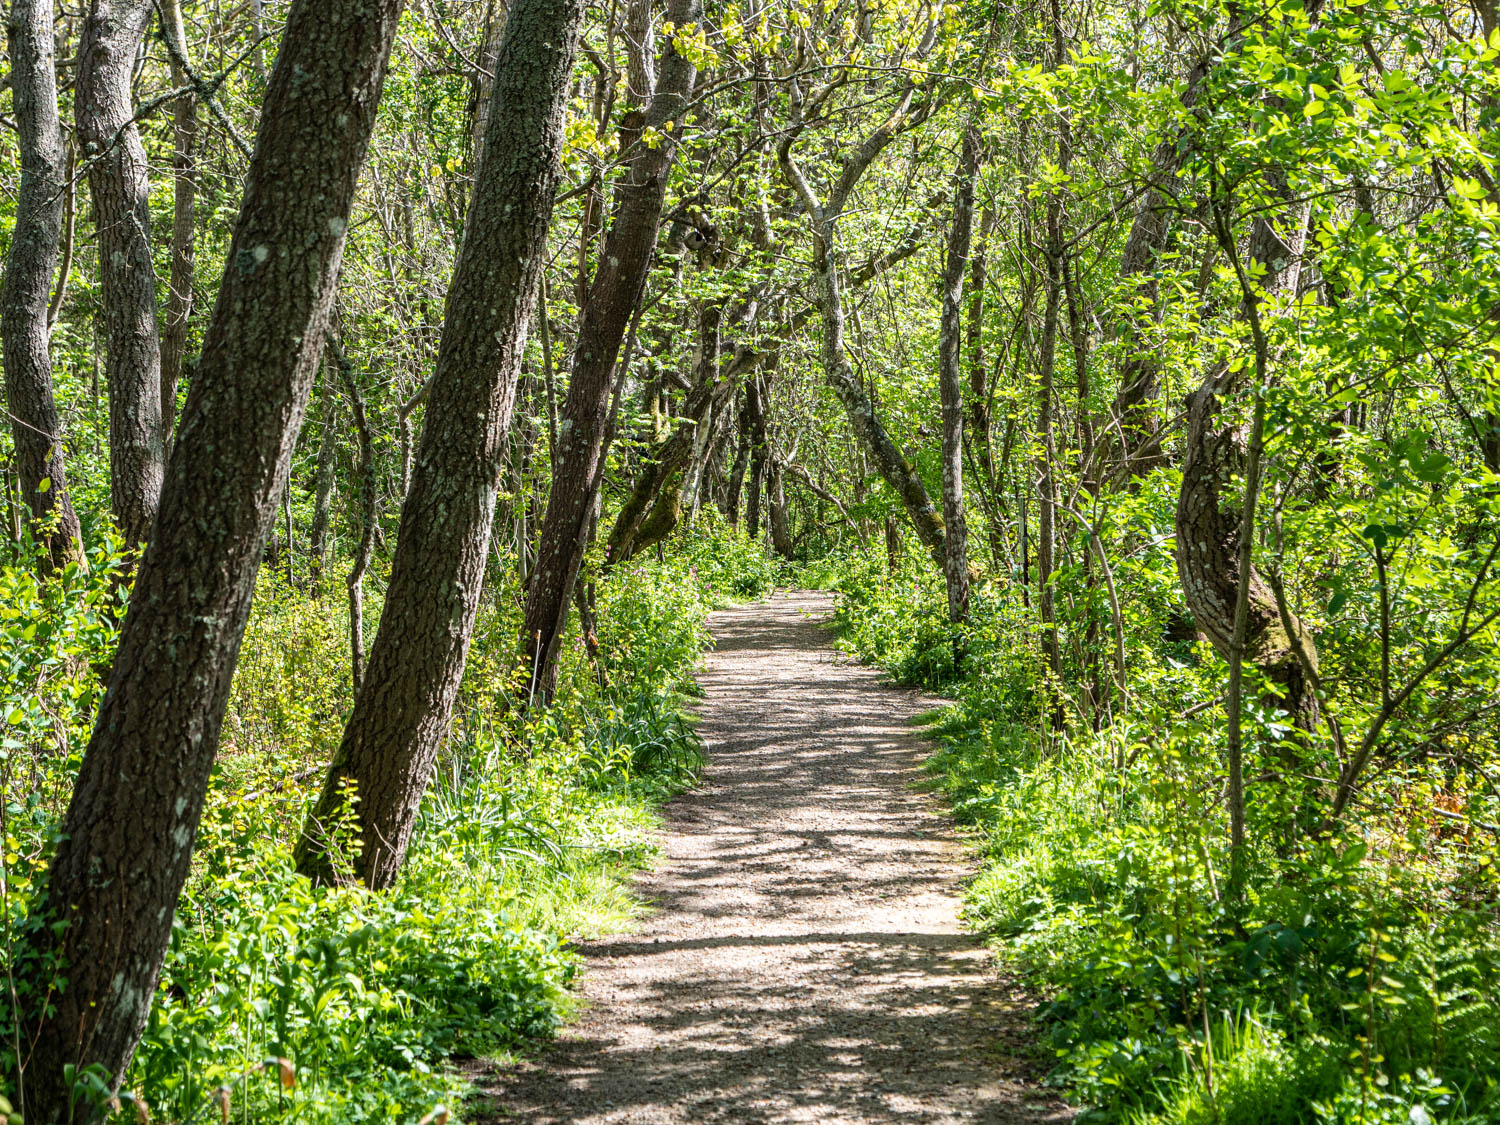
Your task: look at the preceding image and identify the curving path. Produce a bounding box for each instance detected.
[477,591,1072,1124]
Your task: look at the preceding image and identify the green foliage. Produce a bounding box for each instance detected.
[822,530,1500,1125]
[1,543,726,1121]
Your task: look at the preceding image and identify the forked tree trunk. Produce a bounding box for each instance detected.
[297,0,588,890]
[519,0,702,703]
[939,125,978,633]
[76,0,166,545]
[2,0,86,570]
[16,3,403,1113]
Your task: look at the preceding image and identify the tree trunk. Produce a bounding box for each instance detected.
[1037,205,1062,688]
[678,305,721,525]
[777,79,944,567]
[16,2,402,1112]
[967,206,1003,568]
[335,339,376,692]
[1175,200,1320,730]
[811,232,944,568]
[76,0,165,546]
[519,0,702,702]
[468,0,508,176]
[767,460,794,559]
[745,372,768,538]
[1109,2,1325,477]
[308,362,341,597]
[297,0,587,890]
[724,390,750,526]
[2,0,86,570]
[940,125,978,634]
[159,0,198,456]
[606,305,729,561]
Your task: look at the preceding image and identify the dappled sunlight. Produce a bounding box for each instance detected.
[477,593,1068,1124]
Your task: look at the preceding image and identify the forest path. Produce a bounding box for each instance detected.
[477,591,1071,1124]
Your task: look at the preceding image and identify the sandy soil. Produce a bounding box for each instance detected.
[474,591,1073,1124]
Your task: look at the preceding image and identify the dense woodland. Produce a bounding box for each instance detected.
[2,0,1500,1120]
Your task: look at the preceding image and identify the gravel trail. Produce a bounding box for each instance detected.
[478,591,1072,1124]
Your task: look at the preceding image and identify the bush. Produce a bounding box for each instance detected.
[818,519,1500,1125]
[2,539,741,1121]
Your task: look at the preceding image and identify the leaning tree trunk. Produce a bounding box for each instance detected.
[777,78,945,568]
[520,0,702,703]
[2,0,86,570]
[607,304,728,563]
[297,0,588,891]
[810,230,945,568]
[939,125,978,633]
[15,3,402,1114]
[76,0,165,546]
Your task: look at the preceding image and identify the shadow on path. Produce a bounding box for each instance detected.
[473,591,1072,1125]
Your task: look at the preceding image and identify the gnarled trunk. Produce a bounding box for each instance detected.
[1175,205,1320,729]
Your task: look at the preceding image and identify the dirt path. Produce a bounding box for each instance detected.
[478,591,1071,1124]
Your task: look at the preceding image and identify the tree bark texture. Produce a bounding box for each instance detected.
[519,0,702,702]
[76,0,166,545]
[16,2,402,1113]
[2,0,86,570]
[939,126,978,629]
[298,0,587,890]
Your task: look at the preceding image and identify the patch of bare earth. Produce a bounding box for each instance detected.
[474,591,1073,1124]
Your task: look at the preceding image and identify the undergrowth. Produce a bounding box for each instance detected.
[826,527,1500,1125]
[2,519,776,1122]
